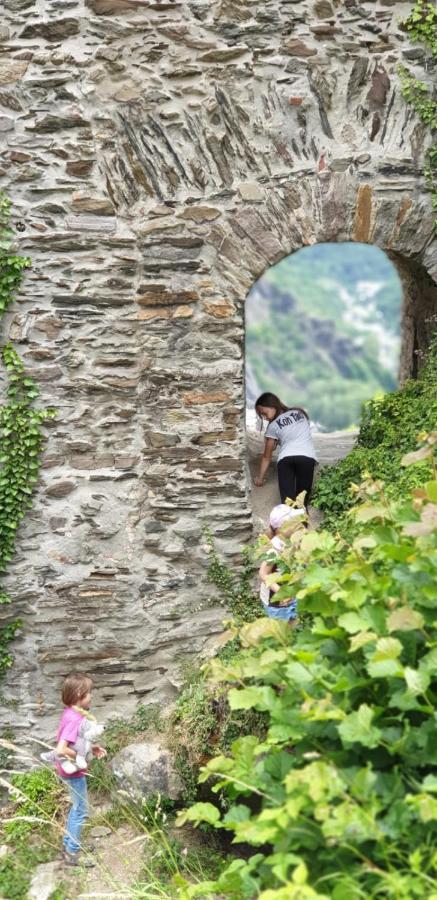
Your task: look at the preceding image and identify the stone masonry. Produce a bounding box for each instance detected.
[0,0,436,741]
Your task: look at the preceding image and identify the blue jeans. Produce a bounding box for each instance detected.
[61,776,88,853]
[262,599,298,621]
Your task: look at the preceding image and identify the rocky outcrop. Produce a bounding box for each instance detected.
[28,862,63,900]
[111,742,184,802]
[0,0,435,740]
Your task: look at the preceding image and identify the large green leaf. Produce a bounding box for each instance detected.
[404,667,430,696]
[367,637,404,678]
[228,686,277,712]
[338,612,369,634]
[338,704,382,748]
[176,802,221,828]
[387,606,424,632]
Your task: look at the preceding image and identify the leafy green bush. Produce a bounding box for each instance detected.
[0,768,64,899]
[171,657,268,805]
[313,335,437,524]
[4,767,63,843]
[176,459,437,898]
[169,536,266,801]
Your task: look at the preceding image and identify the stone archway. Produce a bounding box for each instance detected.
[244,239,405,524]
[226,199,436,528]
[0,0,436,735]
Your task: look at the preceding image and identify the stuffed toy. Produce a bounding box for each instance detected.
[41,719,104,774]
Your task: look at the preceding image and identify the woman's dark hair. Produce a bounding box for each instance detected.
[255,392,309,422]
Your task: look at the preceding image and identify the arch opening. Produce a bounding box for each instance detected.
[246,242,402,433]
[245,241,436,523]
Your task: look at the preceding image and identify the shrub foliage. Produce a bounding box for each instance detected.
[313,336,437,525]
[177,445,437,899]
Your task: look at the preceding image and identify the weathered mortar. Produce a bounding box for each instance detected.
[0,0,436,740]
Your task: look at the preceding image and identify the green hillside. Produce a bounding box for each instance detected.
[246,242,402,431]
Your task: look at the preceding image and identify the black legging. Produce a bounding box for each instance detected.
[277,456,316,506]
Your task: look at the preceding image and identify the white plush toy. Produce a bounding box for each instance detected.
[41,719,104,774]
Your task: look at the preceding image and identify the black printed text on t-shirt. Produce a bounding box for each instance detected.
[277,412,304,428]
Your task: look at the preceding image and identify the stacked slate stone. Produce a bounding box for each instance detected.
[0,0,435,741]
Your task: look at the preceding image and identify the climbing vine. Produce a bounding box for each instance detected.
[403,0,437,56]
[398,67,437,129]
[399,1,437,215]
[0,192,53,679]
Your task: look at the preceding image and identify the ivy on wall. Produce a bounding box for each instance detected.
[399,1,437,216]
[0,192,54,679]
[403,0,437,55]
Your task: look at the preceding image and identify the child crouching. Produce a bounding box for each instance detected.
[258,504,307,623]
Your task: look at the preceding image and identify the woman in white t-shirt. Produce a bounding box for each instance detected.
[254,392,317,506]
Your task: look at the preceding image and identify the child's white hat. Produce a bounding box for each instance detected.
[269,504,306,530]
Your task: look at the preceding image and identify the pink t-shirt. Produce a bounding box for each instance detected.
[56,707,86,778]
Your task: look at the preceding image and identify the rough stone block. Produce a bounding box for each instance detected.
[202,300,235,318]
[137,289,199,307]
[20,18,80,41]
[238,182,265,202]
[314,0,334,16]
[0,60,29,84]
[192,430,236,445]
[111,742,184,801]
[28,113,89,132]
[177,207,221,222]
[86,0,148,12]
[28,861,63,900]
[284,38,318,57]
[199,46,249,63]
[46,481,77,498]
[182,391,230,405]
[70,195,115,216]
[66,159,95,177]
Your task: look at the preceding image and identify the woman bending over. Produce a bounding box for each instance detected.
[254,392,317,506]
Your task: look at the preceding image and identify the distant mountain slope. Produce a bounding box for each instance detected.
[246,243,402,431]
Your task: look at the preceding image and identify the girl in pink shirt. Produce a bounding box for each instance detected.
[55,673,106,866]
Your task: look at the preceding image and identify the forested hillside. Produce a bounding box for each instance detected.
[246,243,402,431]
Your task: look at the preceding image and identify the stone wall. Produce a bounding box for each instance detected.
[0,0,436,740]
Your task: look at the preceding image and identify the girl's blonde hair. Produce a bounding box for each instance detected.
[62,673,93,707]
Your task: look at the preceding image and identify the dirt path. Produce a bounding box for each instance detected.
[60,825,146,899]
